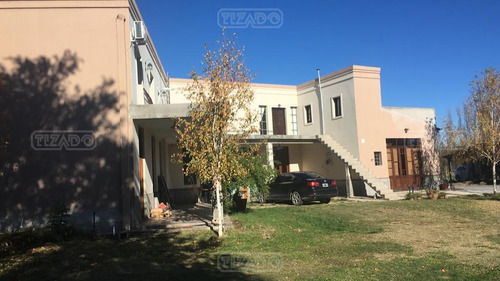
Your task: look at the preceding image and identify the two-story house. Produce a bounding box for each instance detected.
[0,0,438,233]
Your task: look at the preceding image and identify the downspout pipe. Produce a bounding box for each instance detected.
[317,69,325,135]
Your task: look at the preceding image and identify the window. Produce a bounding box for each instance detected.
[136,58,143,85]
[400,148,407,175]
[374,151,382,166]
[304,104,313,124]
[291,107,298,135]
[259,106,267,135]
[386,138,421,148]
[332,96,342,118]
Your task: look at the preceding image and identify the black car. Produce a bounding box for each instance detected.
[266,172,338,205]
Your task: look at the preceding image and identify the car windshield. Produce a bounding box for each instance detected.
[296,172,326,179]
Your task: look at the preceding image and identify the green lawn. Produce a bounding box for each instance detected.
[1,196,500,280]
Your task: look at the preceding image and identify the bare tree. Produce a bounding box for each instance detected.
[422,117,441,189]
[446,67,500,193]
[467,67,500,193]
[174,31,258,236]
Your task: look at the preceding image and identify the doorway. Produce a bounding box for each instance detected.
[386,138,422,191]
[273,146,290,173]
[272,108,286,135]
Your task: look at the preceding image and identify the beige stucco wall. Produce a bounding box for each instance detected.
[353,69,436,179]
[297,68,360,158]
[168,66,437,187]
[288,144,302,172]
[252,83,298,135]
[297,66,437,182]
[169,78,298,135]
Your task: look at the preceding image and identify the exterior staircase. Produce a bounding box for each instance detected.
[317,135,400,200]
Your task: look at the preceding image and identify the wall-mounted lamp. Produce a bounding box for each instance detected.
[146,62,154,84]
[404,128,409,134]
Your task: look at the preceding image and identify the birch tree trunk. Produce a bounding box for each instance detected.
[213,178,224,236]
[493,163,497,194]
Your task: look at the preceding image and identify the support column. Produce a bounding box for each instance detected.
[345,164,354,198]
[266,143,274,166]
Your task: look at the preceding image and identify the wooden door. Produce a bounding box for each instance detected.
[272,108,286,135]
[387,146,422,191]
[273,146,290,173]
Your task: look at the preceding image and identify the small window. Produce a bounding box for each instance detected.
[259,106,267,135]
[136,58,143,85]
[374,151,382,166]
[332,96,342,118]
[304,104,313,124]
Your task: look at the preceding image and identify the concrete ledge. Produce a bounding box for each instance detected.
[246,135,318,143]
[129,104,190,119]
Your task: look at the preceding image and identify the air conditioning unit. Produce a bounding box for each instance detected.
[133,21,146,41]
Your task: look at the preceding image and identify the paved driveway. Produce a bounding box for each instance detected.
[453,183,497,194]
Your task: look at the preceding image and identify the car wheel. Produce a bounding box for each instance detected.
[257,194,265,204]
[320,198,331,204]
[291,191,303,206]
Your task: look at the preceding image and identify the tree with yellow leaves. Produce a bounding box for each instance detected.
[174,31,258,236]
[466,67,500,194]
[446,67,500,194]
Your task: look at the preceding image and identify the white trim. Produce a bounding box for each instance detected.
[374,151,382,166]
[290,106,298,135]
[259,105,268,135]
[303,104,313,126]
[331,95,343,120]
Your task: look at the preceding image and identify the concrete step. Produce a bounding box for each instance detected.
[317,134,398,199]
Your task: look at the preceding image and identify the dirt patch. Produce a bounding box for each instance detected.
[476,200,500,214]
[369,206,500,268]
[232,220,243,229]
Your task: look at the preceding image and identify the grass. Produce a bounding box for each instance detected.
[1,196,499,280]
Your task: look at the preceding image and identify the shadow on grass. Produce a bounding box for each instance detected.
[0,230,266,281]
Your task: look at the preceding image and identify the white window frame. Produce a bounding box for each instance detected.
[259,105,268,135]
[291,106,298,135]
[331,95,343,119]
[304,104,313,125]
[374,151,382,166]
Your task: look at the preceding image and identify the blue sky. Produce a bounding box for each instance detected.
[136,0,500,124]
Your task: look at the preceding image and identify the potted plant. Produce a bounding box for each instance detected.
[233,187,249,211]
[425,189,439,200]
[439,182,449,190]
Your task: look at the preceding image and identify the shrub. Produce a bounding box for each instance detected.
[48,203,75,240]
[405,192,423,200]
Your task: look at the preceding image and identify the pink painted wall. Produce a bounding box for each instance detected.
[353,68,437,179]
[0,0,135,231]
